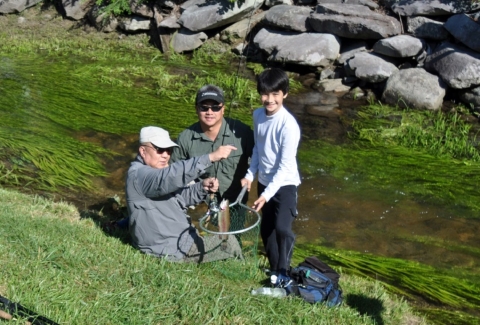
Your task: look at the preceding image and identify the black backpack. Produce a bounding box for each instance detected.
[286,256,343,307]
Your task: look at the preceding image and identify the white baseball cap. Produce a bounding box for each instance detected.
[139,126,178,148]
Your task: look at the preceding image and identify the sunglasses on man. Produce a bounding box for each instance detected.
[143,143,172,154]
[198,104,223,112]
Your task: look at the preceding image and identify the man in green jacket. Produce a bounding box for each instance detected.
[171,84,254,204]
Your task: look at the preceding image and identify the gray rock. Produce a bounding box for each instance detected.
[62,0,93,20]
[444,14,480,53]
[392,0,473,16]
[118,16,151,32]
[0,0,42,14]
[317,0,379,10]
[460,86,480,107]
[87,6,119,32]
[263,5,312,32]
[178,0,263,32]
[171,28,208,53]
[346,52,398,83]
[425,42,480,89]
[373,35,425,58]
[407,16,449,40]
[309,3,401,39]
[382,68,446,110]
[159,16,181,29]
[264,0,293,7]
[315,78,352,92]
[130,0,154,18]
[220,12,266,44]
[254,28,341,67]
[338,40,368,64]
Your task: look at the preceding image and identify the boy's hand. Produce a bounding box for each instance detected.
[252,196,266,212]
[240,178,252,192]
[209,145,237,162]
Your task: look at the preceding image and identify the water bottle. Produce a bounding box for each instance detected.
[251,287,287,298]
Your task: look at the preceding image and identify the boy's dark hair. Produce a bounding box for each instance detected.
[257,68,289,95]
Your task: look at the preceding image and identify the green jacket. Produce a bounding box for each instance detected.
[171,118,254,202]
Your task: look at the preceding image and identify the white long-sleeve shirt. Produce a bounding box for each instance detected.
[245,105,301,202]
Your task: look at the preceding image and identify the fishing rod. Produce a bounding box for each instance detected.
[0,295,59,325]
[208,1,259,212]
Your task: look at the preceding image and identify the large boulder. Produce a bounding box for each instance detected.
[391,0,474,16]
[317,0,379,10]
[425,42,480,89]
[382,68,446,110]
[346,52,398,83]
[373,35,425,58]
[308,3,401,39]
[178,0,263,32]
[263,5,313,32]
[220,11,266,44]
[253,28,340,67]
[338,40,368,64]
[444,14,480,53]
[0,0,42,14]
[407,16,449,41]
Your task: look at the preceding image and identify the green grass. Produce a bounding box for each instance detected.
[0,187,427,325]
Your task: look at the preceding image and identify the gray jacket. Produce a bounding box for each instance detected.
[126,154,211,260]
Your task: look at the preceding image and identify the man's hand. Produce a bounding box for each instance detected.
[202,177,219,193]
[240,178,252,192]
[209,145,237,162]
[252,196,266,212]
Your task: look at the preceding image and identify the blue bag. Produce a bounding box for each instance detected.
[287,256,343,307]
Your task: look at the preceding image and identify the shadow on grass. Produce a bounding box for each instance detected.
[79,197,131,245]
[345,293,385,325]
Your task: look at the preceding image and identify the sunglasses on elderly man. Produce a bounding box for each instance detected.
[143,143,172,154]
[198,104,223,112]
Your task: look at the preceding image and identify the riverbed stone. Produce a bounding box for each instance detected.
[407,16,449,41]
[0,0,42,14]
[459,86,480,107]
[178,0,263,32]
[263,4,313,32]
[425,42,480,89]
[315,78,352,93]
[171,28,208,53]
[346,52,398,83]
[308,3,402,39]
[444,14,480,53]
[391,0,474,16]
[382,68,446,110]
[253,28,340,67]
[373,35,425,58]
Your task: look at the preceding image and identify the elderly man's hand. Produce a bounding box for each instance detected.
[202,177,219,193]
[209,145,237,162]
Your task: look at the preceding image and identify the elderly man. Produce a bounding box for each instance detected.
[126,126,242,263]
[171,84,254,204]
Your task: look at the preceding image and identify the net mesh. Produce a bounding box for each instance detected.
[198,188,261,279]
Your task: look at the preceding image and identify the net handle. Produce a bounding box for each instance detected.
[231,185,248,206]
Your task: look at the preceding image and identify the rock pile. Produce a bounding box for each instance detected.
[2,0,479,111]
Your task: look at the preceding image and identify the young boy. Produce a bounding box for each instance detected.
[241,68,301,286]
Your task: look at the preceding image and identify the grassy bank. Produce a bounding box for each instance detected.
[0,187,427,324]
